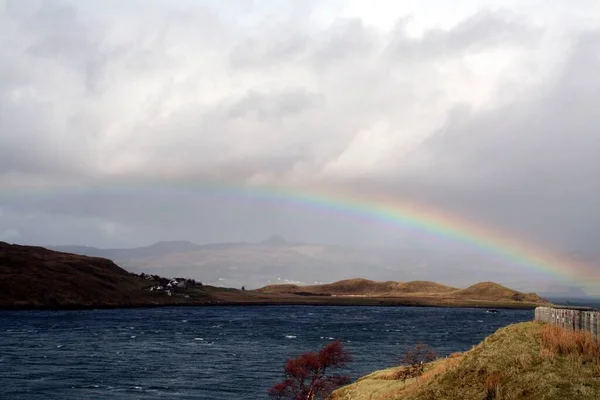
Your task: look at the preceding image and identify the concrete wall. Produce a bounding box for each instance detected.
[535,306,600,336]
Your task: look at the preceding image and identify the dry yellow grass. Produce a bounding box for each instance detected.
[539,323,600,363]
[330,322,600,400]
[329,355,464,400]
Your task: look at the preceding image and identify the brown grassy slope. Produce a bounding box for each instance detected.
[454,281,544,302]
[331,322,600,400]
[401,281,458,294]
[0,242,160,307]
[257,278,458,296]
[257,279,546,305]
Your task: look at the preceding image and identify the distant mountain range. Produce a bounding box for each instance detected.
[49,236,596,298]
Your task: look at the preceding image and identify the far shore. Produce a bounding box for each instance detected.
[0,242,550,312]
[0,296,542,312]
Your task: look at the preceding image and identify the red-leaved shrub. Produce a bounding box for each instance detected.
[269,340,351,400]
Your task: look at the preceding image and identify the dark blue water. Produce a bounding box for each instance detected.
[0,306,532,399]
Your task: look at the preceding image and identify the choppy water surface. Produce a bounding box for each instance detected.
[0,306,532,399]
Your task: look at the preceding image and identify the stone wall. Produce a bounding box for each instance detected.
[535,306,600,336]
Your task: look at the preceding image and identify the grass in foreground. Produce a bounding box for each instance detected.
[330,322,600,400]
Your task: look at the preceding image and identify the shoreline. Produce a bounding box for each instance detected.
[0,298,541,312]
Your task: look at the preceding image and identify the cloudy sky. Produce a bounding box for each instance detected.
[1,0,599,265]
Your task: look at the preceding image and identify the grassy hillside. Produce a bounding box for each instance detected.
[258,278,457,295]
[0,242,147,307]
[0,242,222,308]
[331,322,600,400]
[455,282,544,303]
[0,242,548,310]
[257,279,547,306]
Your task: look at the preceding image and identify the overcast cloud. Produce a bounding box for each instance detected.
[1,0,599,272]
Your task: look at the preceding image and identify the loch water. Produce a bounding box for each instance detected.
[0,305,532,399]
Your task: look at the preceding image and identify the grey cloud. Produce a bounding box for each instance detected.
[20,2,107,93]
[388,10,538,61]
[421,30,600,184]
[0,186,406,249]
[1,0,599,266]
[227,88,322,120]
[391,29,600,251]
[229,32,309,69]
[229,17,375,71]
[0,97,93,177]
[311,18,376,67]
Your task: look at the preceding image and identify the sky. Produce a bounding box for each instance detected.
[1,0,600,267]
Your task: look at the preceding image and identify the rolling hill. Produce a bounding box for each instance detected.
[0,241,238,309]
[1,242,548,309]
[455,281,544,302]
[257,278,458,296]
[0,241,150,308]
[256,279,547,305]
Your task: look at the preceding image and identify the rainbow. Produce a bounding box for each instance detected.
[206,182,598,287]
[4,179,599,291]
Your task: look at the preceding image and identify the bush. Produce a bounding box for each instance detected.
[269,340,351,400]
[394,343,437,382]
[512,293,524,301]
